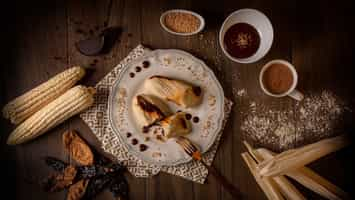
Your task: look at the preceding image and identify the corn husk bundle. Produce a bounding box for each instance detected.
[257,135,350,177]
[3,67,96,145]
[241,135,351,200]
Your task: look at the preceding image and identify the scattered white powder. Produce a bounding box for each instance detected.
[232,88,247,101]
[237,89,247,97]
[197,32,223,72]
[274,122,296,147]
[249,101,256,113]
[241,91,350,151]
[231,72,239,81]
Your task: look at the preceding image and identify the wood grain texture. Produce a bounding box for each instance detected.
[0,0,354,200]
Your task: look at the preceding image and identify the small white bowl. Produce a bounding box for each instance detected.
[219,9,274,63]
[160,9,205,36]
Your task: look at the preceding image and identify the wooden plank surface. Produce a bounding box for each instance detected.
[1,0,354,200]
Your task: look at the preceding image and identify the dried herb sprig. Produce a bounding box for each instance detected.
[45,156,68,171]
[42,130,129,200]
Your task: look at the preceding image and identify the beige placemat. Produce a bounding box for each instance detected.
[80,45,232,184]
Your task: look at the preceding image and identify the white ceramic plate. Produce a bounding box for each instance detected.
[108,49,224,166]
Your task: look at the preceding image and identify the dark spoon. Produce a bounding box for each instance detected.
[75,26,121,56]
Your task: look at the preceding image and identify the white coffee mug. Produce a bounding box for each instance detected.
[259,59,304,101]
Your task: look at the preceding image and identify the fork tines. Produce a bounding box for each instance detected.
[176,136,198,157]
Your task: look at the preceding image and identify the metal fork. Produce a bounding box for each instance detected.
[176,136,242,199]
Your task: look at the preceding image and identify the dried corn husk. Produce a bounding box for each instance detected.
[241,152,284,200]
[63,130,94,165]
[243,141,306,200]
[67,179,89,200]
[256,148,351,200]
[257,135,350,177]
[144,76,202,108]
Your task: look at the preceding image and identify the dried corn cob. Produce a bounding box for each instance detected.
[7,85,95,145]
[2,66,85,124]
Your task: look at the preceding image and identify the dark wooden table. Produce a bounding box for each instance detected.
[1,0,354,199]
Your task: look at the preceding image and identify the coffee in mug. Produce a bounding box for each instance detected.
[262,63,293,94]
[259,59,304,101]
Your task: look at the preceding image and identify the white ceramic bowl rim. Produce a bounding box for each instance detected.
[160,9,205,36]
[219,8,274,63]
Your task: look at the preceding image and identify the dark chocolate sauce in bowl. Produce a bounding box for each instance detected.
[223,23,260,59]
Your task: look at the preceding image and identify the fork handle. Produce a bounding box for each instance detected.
[200,160,242,199]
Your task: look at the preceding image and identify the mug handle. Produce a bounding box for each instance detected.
[288,89,304,101]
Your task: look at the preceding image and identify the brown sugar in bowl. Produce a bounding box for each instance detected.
[160,9,205,36]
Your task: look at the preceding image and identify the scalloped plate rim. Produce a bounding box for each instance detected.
[108,49,225,166]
